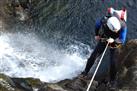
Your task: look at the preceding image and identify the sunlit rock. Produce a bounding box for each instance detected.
[0,74,34,91]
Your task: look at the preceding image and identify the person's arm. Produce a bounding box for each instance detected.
[118,26,127,44]
[95,19,102,36]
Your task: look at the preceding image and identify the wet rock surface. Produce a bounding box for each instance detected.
[116,39,137,91]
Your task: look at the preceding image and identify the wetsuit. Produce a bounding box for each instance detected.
[83,16,127,82]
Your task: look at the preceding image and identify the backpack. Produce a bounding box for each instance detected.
[107,7,127,22]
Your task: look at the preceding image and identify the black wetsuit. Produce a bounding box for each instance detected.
[83,16,127,82]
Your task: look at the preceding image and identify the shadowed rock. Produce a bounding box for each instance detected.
[11,78,33,91]
[117,39,137,90]
[38,78,98,91]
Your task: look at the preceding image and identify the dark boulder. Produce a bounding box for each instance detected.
[117,39,137,90]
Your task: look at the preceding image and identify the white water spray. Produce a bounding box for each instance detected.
[0,32,90,83]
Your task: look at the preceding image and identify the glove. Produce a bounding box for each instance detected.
[95,36,101,41]
[115,38,122,44]
[107,38,114,43]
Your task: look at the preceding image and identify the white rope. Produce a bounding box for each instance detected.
[86,42,109,91]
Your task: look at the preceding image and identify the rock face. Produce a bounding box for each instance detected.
[0,74,33,91]
[117,39,137,90]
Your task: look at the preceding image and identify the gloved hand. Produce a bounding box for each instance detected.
[115,38,122,43]
[95,36,101,41]
[107,38,114,43]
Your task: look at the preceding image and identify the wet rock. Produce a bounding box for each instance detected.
[25,78,43,88]
[0,74,33,91]
[38,78,98,91]
[117,39,137,90]
[39,84,67,91]
[59,78,88,91]
[11,78,33,91]
[0,74,15,91]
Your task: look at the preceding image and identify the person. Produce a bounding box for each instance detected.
[80,8,128,88]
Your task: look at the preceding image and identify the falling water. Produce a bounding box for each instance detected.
[0,31,91,83]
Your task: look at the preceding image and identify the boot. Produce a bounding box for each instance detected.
[109,81,117,90]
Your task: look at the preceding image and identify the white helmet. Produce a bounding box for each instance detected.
[107,17,121,32]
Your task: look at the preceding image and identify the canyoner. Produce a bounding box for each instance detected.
[80,7,128,90]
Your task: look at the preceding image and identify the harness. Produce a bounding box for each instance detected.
[100,38,122,48]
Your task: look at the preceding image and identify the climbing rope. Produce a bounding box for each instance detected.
[86,42,109,91]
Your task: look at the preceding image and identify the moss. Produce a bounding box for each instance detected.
[25,78,43,88]
[0,74,15,91]
[4,4,14,15]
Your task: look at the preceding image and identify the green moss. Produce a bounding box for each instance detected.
[25,78,43,88]
[0,74,15,91]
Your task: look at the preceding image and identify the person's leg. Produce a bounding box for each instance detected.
[82,42,107,75]
[109,48,117,82]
